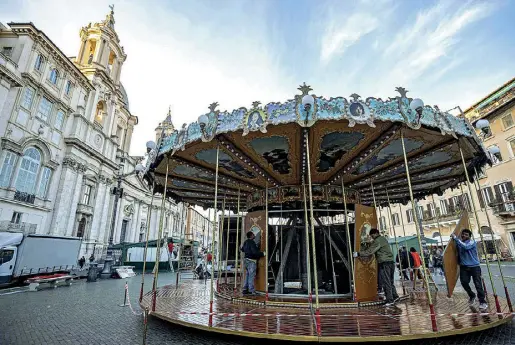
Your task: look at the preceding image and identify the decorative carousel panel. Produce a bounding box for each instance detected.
[310,122,390,183]
[225,123,301,185]
[265,100,297,125]
[315,97,347,120]
[163,159,255,193]
[217,108,246,134]
[176,140,269,187]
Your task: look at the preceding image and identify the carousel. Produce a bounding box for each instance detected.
[138,84,513,342]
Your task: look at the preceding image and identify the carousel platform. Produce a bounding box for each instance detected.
[140,280,513,342]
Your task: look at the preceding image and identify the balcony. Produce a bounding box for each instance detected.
[491,198,515,216]
[0,221,37,234]
[421,207,464,228]
[13,191,36,204]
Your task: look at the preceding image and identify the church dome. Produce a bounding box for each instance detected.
[120,83,129,111]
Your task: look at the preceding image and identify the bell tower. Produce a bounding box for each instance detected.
[155,106,175,143]
[74,4,127,85]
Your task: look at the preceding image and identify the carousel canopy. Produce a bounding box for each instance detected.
[145,84,489,212]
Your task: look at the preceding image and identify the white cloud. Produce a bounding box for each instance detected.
[320,12,379,64]
[375,1,494,93]
[1,0,294,156]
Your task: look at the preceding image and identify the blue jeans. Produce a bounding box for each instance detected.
[243,259,257,293]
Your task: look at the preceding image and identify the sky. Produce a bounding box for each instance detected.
[1,0,514,157]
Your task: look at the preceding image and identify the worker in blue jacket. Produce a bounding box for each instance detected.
[240,231,265,295]
[451,229,488,310]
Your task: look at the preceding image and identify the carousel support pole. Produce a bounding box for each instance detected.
[341,178,356,300]
[233,187,241,296]
[370,181,383,234]
[224,204,231,285]
[139,180,155,302]
[459,145,501,313]
[401,130,437,332]
[217,197,226,293]
[385,187,405,295]
[151,156,170,312]
[305,132,321,336]
[327,207,338,294]
[209,145,220,327]
[398,203,412,272]
[473,167,513,312]
[265,181,269,301]
[302,181,313,302]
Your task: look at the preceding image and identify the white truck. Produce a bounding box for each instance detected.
[0,232,81,286]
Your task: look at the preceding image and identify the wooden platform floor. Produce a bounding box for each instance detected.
[140,280,513,342]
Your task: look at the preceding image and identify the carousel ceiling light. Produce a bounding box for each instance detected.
[197,114,209,130]
[410,98,424,114]
[302,94,315,112]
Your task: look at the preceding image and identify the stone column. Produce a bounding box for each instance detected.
[65,163,86,236]
[100,179,114,245]
[114,197,126,243]
[89,179,107,241]
[149,206,159,240]
[49,158,79,236]
[131,201,142,243]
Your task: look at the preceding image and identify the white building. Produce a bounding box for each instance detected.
[0,9,207,259]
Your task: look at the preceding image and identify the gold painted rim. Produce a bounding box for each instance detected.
[143,302,513,343]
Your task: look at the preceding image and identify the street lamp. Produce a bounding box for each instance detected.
[302,94,314,125]
[100,162,145,278]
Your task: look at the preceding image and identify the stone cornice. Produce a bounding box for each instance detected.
[7,22,94,92]
[0,62,23,87]
[63,137,118,171]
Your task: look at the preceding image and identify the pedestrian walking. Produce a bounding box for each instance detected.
[240,231,265,295]
[89,253,95,263]
[451,229,488,310]
[433,249,444,276]
[396,247,410,280]
[354,228,399,306]
[409,247,423,280]
[78,256,86,269]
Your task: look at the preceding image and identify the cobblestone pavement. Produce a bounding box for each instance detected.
[0,272,514,345]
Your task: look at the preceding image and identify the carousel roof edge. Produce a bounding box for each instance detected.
[155,85,479,156]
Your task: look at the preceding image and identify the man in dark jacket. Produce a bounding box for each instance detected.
[240,231,265,295]
[396,247,410,280]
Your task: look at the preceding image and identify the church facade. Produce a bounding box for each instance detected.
[0,10,209,259]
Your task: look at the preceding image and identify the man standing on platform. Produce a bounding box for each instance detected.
[451,229,488,310]
[240,231,265,295]
[354,228,399,306]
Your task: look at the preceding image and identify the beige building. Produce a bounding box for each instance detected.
[0,9,202,259]
[383,77,515,258]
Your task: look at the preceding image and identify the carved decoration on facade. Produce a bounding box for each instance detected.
[123,203,134,216]
[77,163,87,173]
[62,157,78,169]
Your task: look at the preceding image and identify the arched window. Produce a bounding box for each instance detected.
[34,54,44,71]
[95,101,105,125]
[15,148,41,194]
[49,68,59,84]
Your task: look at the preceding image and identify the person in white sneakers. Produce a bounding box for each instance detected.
[451,229,488,310]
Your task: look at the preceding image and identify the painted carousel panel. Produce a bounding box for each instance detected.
[443,211,471,297]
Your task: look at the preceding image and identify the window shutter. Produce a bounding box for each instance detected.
[493,184,502,201]
[507,181,513,198]
[477,188,485,208]
[486,187,493,205]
